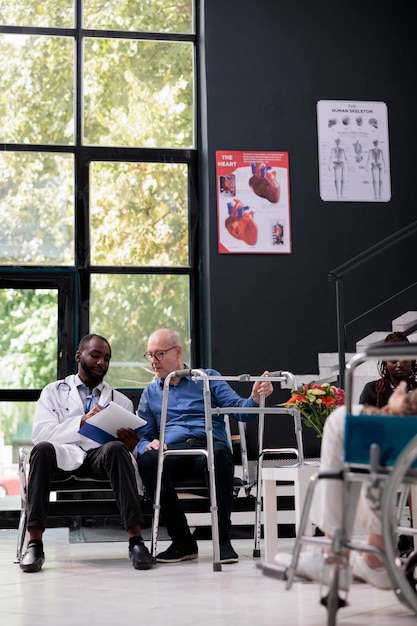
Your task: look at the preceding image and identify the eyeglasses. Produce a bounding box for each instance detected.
[143,345,178,362]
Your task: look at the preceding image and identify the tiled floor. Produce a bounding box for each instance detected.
[1,529,417,626]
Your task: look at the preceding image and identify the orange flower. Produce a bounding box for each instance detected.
[286,394,304,406]
[321,397,336,406]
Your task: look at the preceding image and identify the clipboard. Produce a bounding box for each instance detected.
[78,401,147,445]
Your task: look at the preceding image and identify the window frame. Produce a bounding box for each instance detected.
[0,3,201,399]
[0,269,77,402]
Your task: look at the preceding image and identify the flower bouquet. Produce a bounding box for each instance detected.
[285,382,344,438]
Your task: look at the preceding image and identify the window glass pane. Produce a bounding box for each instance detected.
[90,162,189,267]
[83,38,194,148]
[83,0,193,33]
[0,0,73,28]
[0,35,74,145]
[0,289,58,389]
[90,274,190,388]
[0,401,35,502]
[0,153,74,265]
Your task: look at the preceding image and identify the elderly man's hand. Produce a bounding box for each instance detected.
[251,370,274,404]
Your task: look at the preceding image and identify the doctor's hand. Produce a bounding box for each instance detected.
[117,427,140,451]
[80,403,106,428]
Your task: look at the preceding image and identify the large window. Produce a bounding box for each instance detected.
[0,1,198,478]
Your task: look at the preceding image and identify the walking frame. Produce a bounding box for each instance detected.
[150,368,304,571]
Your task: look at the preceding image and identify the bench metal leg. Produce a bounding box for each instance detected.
[15,447,28,563]
[15,509,27,563]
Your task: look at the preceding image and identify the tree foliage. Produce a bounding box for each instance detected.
[0,1,195,444]
[90,161,188,266]
[0,4,194,148]
[0,152,74,264]
[90,273,190,388]
[1,0,192,33]
[0,289,57,443]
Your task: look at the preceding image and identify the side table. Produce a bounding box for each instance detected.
[262,464,318,564]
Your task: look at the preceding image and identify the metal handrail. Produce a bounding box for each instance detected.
[329,220,417,281]
[328,219,417,387]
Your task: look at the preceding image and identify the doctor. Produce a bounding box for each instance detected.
[20,333,153,573]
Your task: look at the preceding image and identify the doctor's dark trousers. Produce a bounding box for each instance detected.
[26,441,144,532]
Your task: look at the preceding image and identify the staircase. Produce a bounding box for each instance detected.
[289,311,417,404]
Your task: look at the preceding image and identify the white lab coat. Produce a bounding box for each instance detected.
[32,375,143,493]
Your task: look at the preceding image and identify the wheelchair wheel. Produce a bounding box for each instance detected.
[381,433,417,614]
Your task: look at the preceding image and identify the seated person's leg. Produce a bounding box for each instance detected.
[137,449,198,562]
[21,441,63,572]
[194,442,234,539]
[310,406,359,537]
[275,407,390,589]
[84,441,153,570]
[84,441,145,532]
[194,441,239,563]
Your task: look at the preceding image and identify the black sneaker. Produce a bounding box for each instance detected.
[20,540,45,573]
[156,540,198,563]
[220,541,239,564]
[129,541,154,570]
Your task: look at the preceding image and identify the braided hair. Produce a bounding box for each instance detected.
[375,331,417,406]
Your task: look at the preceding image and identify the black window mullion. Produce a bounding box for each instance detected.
[0,1,200,385]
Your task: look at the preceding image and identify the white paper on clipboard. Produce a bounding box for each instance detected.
[78,401,147,444]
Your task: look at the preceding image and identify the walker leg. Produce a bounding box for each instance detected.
[320,567,347,626]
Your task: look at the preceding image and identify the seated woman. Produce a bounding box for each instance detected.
[274,381,417,590]
[359,331,417,407]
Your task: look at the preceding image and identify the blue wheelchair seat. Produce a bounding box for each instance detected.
[344,413,417,467]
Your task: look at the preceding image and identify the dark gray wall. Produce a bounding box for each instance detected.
[199,1,416,454]
[201,0,416,380]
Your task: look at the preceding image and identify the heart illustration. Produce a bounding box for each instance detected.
[225,199,258,246]
[249,162,280,204]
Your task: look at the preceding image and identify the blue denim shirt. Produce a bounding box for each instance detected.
[136,368,258,454]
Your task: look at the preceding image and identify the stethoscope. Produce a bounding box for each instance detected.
[56,377,73,412]
[54,377,113,414]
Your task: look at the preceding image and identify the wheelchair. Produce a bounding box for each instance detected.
[259,341,417,626]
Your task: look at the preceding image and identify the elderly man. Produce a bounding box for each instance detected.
[20,333,153,573]
[137,328,273,564]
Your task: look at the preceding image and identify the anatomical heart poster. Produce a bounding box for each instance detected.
[216,150,292,254]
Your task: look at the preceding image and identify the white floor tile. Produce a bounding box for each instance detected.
[0,529,416,626]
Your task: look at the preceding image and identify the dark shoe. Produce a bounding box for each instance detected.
[156,540,198,563]
[220,541,239,564]
[129,541,154,570]
[398,534,414,558]
[20,540,45,573]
